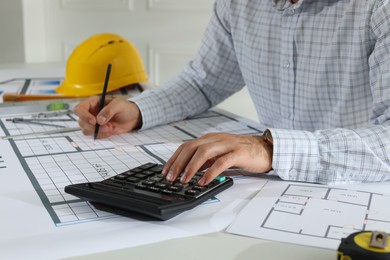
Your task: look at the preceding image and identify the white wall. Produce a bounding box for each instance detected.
[22,0,214,85]
[4,0,258,122]
[0,0,25,63]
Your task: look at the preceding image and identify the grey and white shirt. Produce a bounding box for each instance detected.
[131,0,390,184]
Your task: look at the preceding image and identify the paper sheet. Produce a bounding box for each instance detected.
[227,180,390,249]
[0,103,264,259]
[0,67,64,102]
[0,67,142,102]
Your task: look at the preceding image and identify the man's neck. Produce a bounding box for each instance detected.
[291,0,299,4]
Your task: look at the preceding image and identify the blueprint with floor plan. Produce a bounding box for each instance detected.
[0,106,265,259]
[227,181,390,249]
[0,108,261,226]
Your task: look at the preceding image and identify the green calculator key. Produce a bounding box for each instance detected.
[215,176,226,182]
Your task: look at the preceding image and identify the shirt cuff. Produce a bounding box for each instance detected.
[270,128,320,183]
[129,90,167,130]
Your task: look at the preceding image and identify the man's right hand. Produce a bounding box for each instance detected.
[73,96,142,139]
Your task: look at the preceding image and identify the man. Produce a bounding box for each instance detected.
[74,0,390,186]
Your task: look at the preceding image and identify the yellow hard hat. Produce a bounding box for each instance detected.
[56,33,148,97]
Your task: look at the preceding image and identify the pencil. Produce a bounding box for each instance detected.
[3,94,77,102]
[94,63,112,140]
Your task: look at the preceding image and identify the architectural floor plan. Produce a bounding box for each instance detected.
[0,109,260,226]
[227,181,390,249]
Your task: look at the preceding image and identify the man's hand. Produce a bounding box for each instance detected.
[73,96,142,139]
[162,133,273,186]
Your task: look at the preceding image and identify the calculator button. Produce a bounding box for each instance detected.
[138,163,156,170]
[142,180,156,186]
[114,174,128,180]
[142,170,155,177]
[193,185,206,192]
[126,177,140,183]
[134,173,148,180]
[161,189,173,195]
[214,176,226,182]
[189,178,199,185]
[150,177,163,182]
[155,182,168,189]
[147,186,161,193]
[185,189,200,196]
[135,184,147,190]
[168,185,182,192]
[150,165,164,173]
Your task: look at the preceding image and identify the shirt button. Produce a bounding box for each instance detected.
[289,8,295,15]
[289,169,297,178]
[284,61,290,68]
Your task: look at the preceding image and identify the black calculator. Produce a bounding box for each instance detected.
[64,162,233,220]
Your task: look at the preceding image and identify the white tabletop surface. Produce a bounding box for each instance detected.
[67,232,335,260]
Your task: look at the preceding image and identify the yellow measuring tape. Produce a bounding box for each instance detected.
[338,231,390,260]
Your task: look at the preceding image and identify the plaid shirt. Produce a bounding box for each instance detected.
[131,0,390,184]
